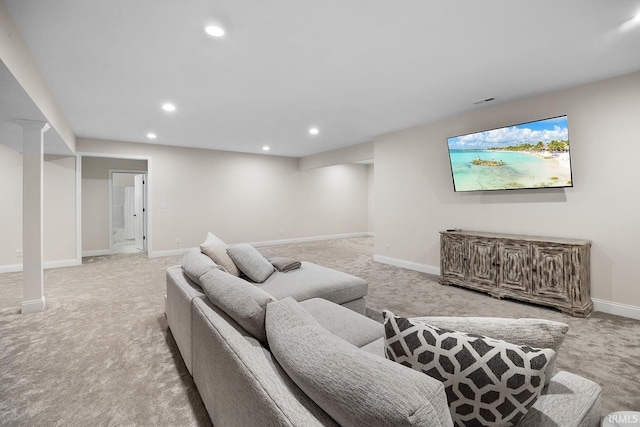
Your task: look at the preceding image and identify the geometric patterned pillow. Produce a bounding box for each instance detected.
[383,311,555,427]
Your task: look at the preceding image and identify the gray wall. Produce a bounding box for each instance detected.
[374,71,640,311]
[77,138,370,255]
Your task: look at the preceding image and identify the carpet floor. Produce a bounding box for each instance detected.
[1,236,638,426]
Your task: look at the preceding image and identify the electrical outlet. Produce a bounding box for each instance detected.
[280,230,283,236]
[176,238,180,245]
[385,243,390,251]
[17,250,22,257]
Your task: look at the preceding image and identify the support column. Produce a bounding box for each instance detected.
[18,120,50,314]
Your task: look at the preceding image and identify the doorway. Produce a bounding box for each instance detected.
[110,170,146,254]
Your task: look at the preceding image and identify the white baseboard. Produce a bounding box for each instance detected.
[373,254,440,276]
[592,299,640,320]
[373,255,640,320]
[148,248,189,258]
[45,259,81,269]
[251,231,373,248]
[22,297,45,313]
[147,232,374,258]
[0,263,23,273]
[0,259,81,273]
[82,249,111,257]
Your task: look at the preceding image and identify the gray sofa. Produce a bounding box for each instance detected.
[166,250,602,426]
[166,253,368,374]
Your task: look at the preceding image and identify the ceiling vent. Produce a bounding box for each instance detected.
[472,97,495,105]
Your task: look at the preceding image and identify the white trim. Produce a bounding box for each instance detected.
[147,232,373,258]
[149,248,189,258]
[0,264,23,273]
[0,259,80,273]
[373,255,640,321]
[21,297,45,313]
[250,232,372,248]
[373,254,440,275]
[82,249,111,257]
[45,259,81,269]
[592,298,640,320]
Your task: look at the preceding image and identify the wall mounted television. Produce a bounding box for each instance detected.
[446,115,572,192]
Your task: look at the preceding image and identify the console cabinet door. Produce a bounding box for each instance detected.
[441,234,467,282]
[531,244,570,302]
[497,241,531,293]
[467,237,496,287]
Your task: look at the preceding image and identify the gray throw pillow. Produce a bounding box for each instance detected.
[181,247,224,285]
[384,311,555,427]
[265,298,454,427]
[411,316,568,386]
[227,243,275,283]
[200,268,276,344]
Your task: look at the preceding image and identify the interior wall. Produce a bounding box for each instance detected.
[374,71,640,310]
[367,164,374,232]
[0,144,76,270]
[81,157,147,254]
[77,139,369,254]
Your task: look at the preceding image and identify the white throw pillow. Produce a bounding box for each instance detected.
[200,232,240,277]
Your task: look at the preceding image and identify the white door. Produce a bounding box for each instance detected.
[134,174,145,250]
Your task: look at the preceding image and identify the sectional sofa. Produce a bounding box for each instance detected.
[165,242,602,426]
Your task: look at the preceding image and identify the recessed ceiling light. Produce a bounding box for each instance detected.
[309,127,319,135]
[162,102,176,112]
[205,26,225,37]
[147,132,157,139]
[262,146,270,151]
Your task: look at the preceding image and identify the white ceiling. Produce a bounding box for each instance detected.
[3,0,640,158]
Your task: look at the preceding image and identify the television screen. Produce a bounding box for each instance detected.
[446,115,572,192]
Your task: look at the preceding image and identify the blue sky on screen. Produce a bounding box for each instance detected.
[448,116,568,149]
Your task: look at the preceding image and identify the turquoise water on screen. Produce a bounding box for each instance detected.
[449,150,562,191]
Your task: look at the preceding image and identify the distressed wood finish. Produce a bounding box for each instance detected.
[440,230,592,317]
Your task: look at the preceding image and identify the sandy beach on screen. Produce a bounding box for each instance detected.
[530,151,572,186]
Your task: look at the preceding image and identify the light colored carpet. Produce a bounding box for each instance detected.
[1,236,638,426]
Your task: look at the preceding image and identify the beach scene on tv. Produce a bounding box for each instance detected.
[447,116,572,192]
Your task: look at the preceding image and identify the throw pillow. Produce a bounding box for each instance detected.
[226,243,275,283]
[411,316,568,386]
[181,247,225,286]
[200,232,240,276]
[266,298,454,427]
[200,268,276,344]
[383,311,555,427]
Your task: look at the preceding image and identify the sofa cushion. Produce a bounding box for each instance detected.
[181,247,224,286]
[266,298,453,427]
[383,311,555,427]
[259,262,367,306]
[227,243,275,283]
[298,298,383,348]
[200,232,240,277]
[200,268,276,344]
[411,316,568,386]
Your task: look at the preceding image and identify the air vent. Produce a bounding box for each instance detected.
[473,97,495,105]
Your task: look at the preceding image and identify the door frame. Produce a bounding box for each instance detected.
[109,169,147,254]
[76,152,152,261]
